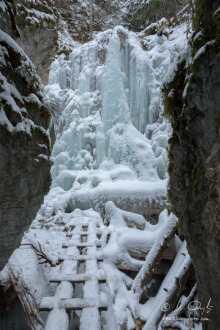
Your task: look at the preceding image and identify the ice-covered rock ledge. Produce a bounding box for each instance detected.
[38,178,167,221]
[68,179,167,216]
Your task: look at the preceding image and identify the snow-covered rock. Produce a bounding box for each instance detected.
[0,30,51,270]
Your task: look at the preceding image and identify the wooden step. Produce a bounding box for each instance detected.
[66,232,89,238]
[62,243,101,248]
[58,255,103,262]
[66,223,89,227]
[49,273,106,284]
[39,297,107,312]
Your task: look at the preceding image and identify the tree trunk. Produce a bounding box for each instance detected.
[89,0,93,40]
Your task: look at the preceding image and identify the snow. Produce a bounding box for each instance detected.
[0,30,46,135]
[0,71,33,133]
[104,201,146,229]
[3,206,199,329]
[214,7,220,16]
[55,281,74,298]
[40,24,187,218]
[142,241,192,329]
[193,40,216,61]
[0,16,202,329]
[45,308,69,330]
[0,29,43,97]
[103,204,177,269]
[131,210,178,292]
[0,0,7,12]
[122,0,152,13]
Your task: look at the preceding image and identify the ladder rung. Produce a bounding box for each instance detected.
[49,273,106,284]
[62,243,101,248]
[39,297,107,311]
[66,232,89,237]
[58,256,103,262]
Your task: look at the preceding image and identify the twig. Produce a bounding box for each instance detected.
[21,242,56,267]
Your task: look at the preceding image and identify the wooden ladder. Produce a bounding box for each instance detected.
[39,221,108,330]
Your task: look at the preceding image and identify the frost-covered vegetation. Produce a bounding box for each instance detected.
[123,0,188,31]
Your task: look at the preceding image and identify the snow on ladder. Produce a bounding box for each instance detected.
[39,221,108,330]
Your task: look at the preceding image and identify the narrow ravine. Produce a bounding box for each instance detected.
[1,1,219,329]
[1,18,200,330]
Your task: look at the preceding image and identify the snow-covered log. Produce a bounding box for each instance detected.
[105,201,146,229]
[168,283,197,318]
[103,206,177,274]
[132,211,178,297]
[158,284,197,329]
[142,241,193,329]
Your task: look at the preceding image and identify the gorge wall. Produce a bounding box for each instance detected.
[0,0,124,84]
[165,0,220,329]
[0,14,51,270]
[0,0,58,85]
[0,1,219,328]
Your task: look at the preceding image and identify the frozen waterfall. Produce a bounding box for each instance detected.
[41,25,187,217]
[1,22,189,330]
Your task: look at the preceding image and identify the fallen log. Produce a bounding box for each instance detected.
[142,241,193,329]
[132,213,177,299]
[9,266,44,330]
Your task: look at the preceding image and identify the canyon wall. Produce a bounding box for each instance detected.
[165,1,220,328]
[0,10,51,270]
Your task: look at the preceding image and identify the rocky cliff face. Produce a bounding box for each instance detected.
[14,0,58,85]
[1,1,189,84]
[0,0,124,84]
[2,0,187,84]
[56,0,122,43]
[165,1,220,329]
[0,30,51,270]
[0,0,59,85]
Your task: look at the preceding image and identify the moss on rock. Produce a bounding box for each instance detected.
[162,60,186,121]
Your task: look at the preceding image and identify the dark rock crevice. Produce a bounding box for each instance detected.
[165,1,220,329]
[0,285,29,330]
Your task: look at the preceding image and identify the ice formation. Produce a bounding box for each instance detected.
[0,21,194,330]
[40,23,187,217]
